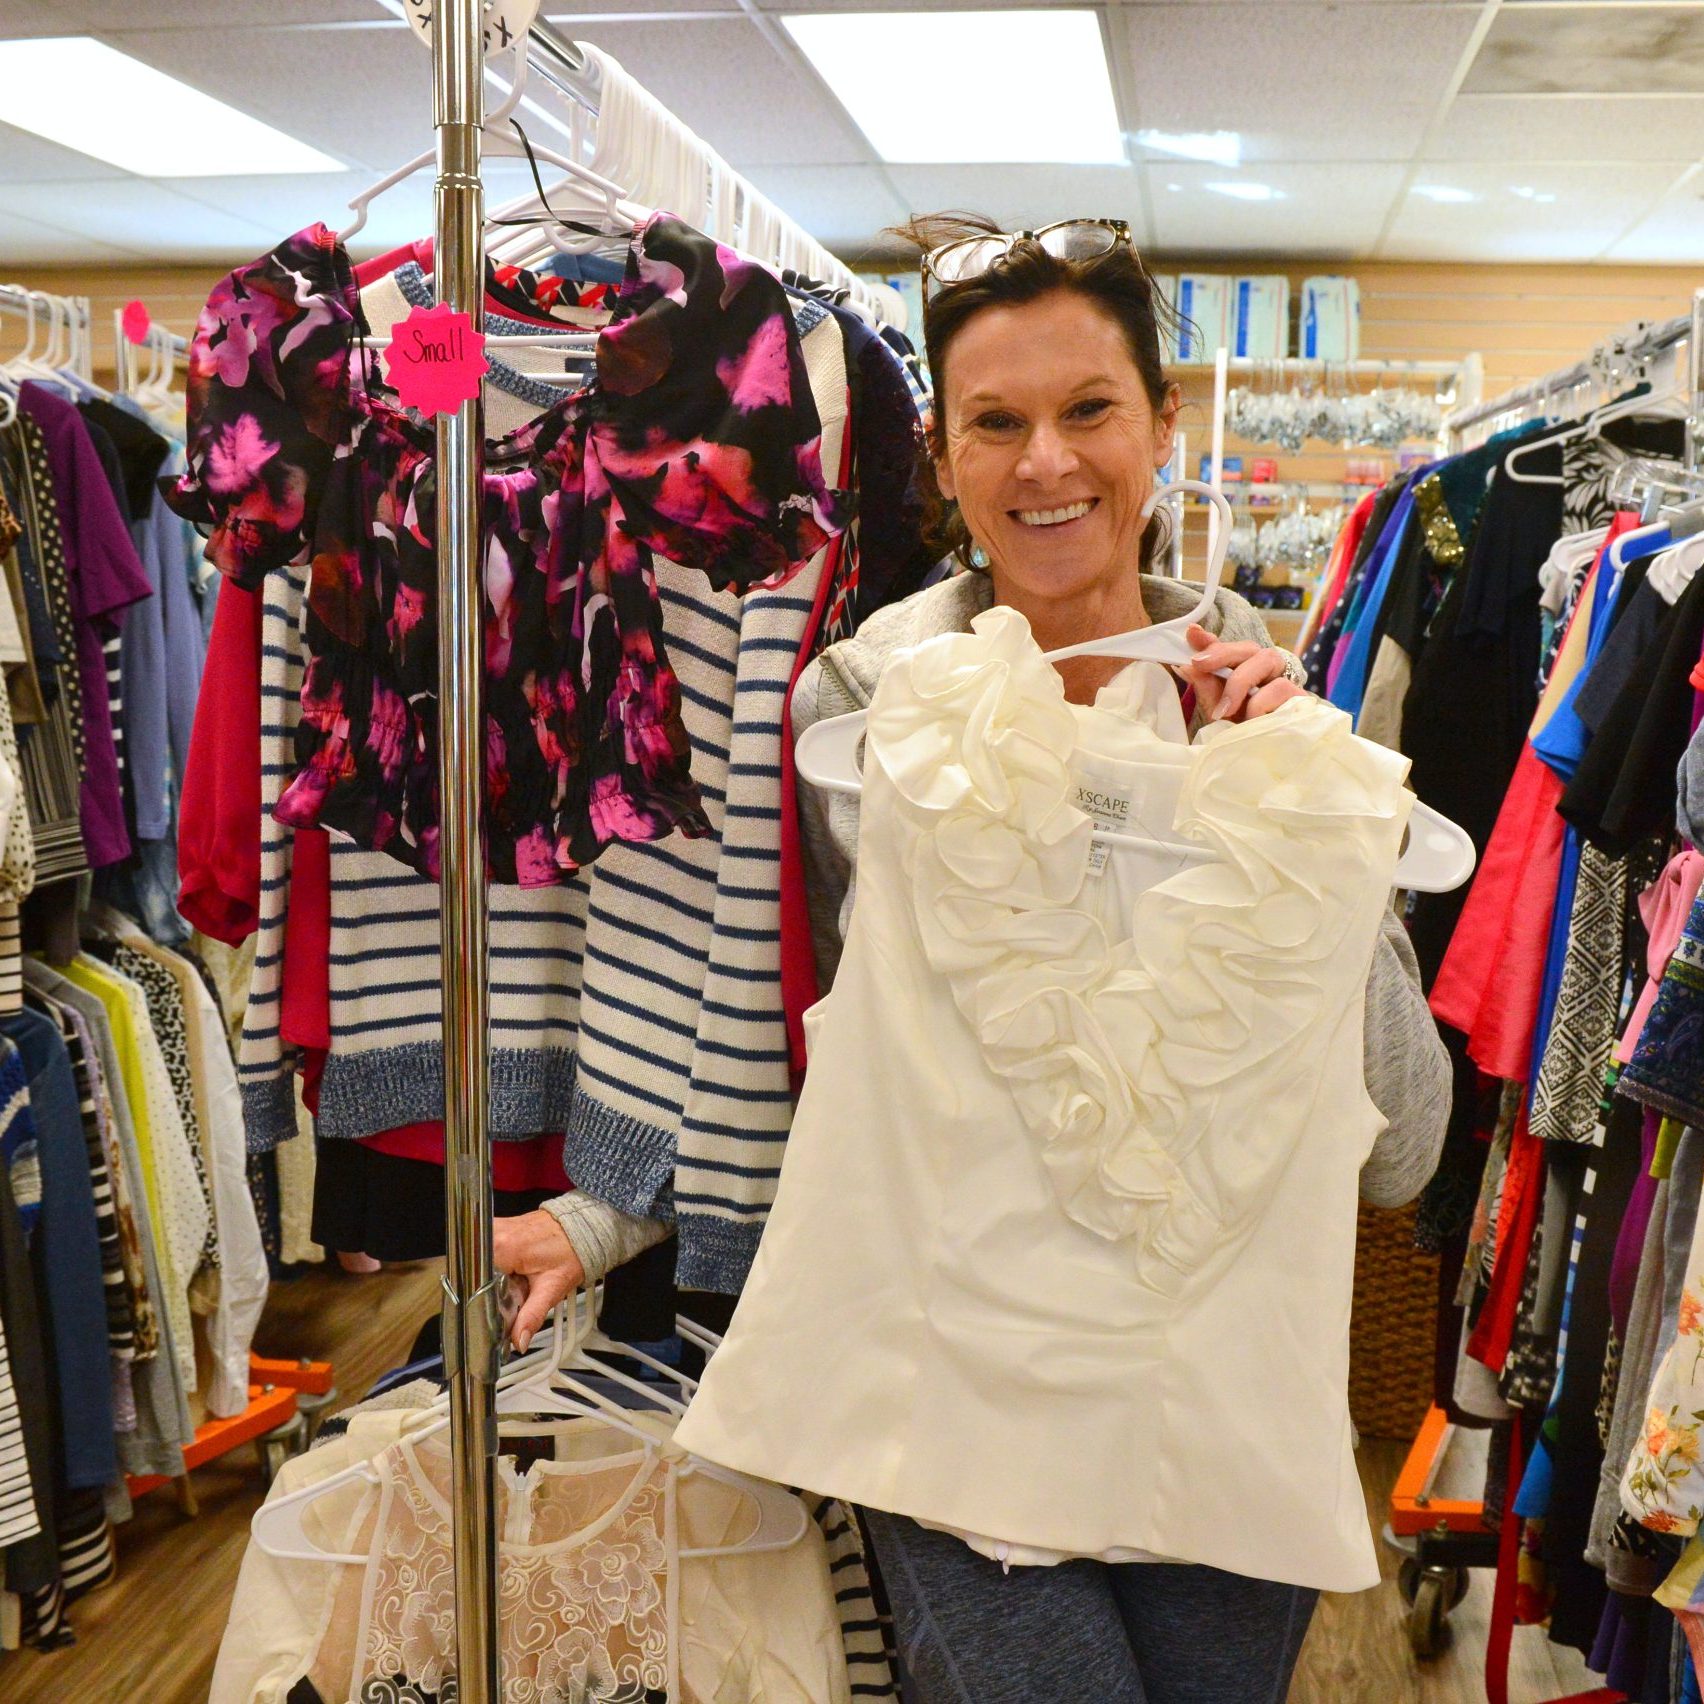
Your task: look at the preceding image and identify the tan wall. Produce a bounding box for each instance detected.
[1157,258,1702,402]
[1159,258,1702,488]
[1144,258,1701,644]
[0,265,230,383]
[6,253,1696,398]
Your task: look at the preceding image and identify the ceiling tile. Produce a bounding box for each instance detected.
[197,169,574,260]
[1117,4,1478,163]
[544,0,751,12]
[1424,92,1704,163]
[1603,166,1704,263]
[554,19,875,166]
[742,165,909,253]
[161,171,374,246]
[1464,4,1704,97]
[99,23,435,174]
[7,0,385,25]
[0,120,132,184]
[1379,160,1692,261]
[0,206,139,264]
[1145,162,1406,258]
[0,179,280,260]
[768,0,1090,11]
[881,164,1143,232]
[0,1,84,31]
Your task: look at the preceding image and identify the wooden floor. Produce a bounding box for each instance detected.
[1,1259,447,1704]
[1289,1438,1598,1704]
[3,1265,1608,1702]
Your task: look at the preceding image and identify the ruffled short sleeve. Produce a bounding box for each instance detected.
[589,214,847,594]
[163,225,359,590]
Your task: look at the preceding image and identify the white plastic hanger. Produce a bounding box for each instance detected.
[795,478,1477,895]
[1611,498,1704,573]
[1504,388,1682,486]
[340,47,640,247]
[251,1292,806,1564]
[3,291,76,396]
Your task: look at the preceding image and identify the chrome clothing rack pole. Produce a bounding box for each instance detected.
[431,0,500,1697]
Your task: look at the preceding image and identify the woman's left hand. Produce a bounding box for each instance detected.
[1181,624,1308,723]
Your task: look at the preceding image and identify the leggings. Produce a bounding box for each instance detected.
[863,1509,1318,1704]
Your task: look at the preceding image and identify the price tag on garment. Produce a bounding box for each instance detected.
[401,0,540,58]
[381,303,490,419]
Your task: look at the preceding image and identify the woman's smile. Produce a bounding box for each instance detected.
[1011,497,1099,529]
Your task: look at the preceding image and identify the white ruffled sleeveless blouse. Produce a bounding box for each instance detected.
[676,606,1412,1592]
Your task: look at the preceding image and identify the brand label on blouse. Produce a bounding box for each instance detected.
[382,303,490,419]
[1076,781,1133,877]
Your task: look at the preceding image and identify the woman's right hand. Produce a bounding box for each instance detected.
[493,1211,586,1353]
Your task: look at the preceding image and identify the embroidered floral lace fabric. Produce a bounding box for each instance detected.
[165,218,844,885]
[304,1437,676,1703]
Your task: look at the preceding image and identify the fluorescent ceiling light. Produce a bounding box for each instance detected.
[783,11,1123,164]
[1511,185,1558,204]
[1412,184,1477,204]
[1135,129,1241,169]
[0,37,343,177]
[1204,181,1283,202]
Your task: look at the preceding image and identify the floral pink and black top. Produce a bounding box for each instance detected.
[165,217,844,886]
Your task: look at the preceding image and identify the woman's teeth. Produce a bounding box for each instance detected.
[1015,501,1094,528]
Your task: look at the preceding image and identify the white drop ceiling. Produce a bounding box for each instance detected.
[0,0,1700,266]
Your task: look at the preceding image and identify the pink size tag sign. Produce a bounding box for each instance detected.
[120,300,151,344]
[381,303,489,418]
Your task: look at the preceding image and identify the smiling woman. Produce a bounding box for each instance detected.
[511,207,1451,1704]
[663,215,1454,1704]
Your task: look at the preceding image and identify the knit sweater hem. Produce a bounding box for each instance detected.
[674,1212,765,1294]
[316,1041,579,1142]
[562,1082,681,1220]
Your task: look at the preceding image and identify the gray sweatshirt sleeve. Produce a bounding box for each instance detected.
[1357,903,1451,1207]
[538,1191,672,1287]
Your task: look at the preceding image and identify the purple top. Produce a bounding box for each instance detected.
[19,383,153,868]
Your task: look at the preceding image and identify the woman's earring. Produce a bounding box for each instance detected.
[969,541,989,569]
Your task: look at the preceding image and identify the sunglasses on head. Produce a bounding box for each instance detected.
[921,219,1141,299]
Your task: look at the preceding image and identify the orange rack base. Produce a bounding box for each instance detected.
[125,1353,333,1501]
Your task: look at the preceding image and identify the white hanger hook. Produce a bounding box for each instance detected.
[1144,477,1233,590]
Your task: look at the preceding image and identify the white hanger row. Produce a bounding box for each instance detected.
[795,480,1477,895]
[250,1287,806,1566]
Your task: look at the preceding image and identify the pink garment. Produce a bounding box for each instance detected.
[1617,849,1704,1065]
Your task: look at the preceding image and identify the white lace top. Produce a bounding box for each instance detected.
[214,1412,855,1704]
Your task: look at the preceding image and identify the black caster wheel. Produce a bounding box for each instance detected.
[1402,1564,1466,1658]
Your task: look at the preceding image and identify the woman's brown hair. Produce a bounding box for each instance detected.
[893,211,1188,573]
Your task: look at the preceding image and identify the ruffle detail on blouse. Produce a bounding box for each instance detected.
[867,606,1412,1295]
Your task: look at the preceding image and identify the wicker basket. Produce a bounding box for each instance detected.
[1349,1200,1440,1440]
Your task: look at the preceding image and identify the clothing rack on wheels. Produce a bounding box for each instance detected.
[1383,287,1704,1699]
[411,3,896,1693]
